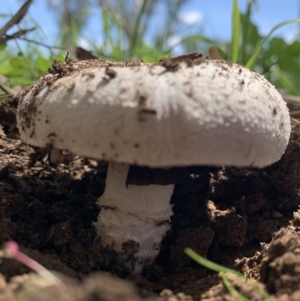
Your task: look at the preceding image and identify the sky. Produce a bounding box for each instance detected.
[2,0,300,53]
[183,0,299,40]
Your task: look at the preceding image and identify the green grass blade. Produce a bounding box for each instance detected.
[102,9,114,48]
[221,273,252,301]
[240,0,255,63]
[70,18,79,46]
[129,0,148,58]
[231,0,241,62]
[185,248,272,300]
[165,34,216,54]
[246,18,300,69]
[184,248,241,276]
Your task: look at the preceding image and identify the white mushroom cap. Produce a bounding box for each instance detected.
[17,59,290,168]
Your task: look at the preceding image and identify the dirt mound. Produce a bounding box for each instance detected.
[1,97,300,300]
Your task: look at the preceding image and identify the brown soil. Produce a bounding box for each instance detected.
[1,97,300,300]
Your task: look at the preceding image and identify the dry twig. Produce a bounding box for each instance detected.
[0,0,33,39]
[1,27,35,43]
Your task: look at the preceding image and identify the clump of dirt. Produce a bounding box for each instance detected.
[0,272,163,301]
[1,97,300,300]
[260,228,300,295]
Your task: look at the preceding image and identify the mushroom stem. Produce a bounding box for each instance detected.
[94,162,174,273]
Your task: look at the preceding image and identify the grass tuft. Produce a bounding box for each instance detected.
[184,248,272,300]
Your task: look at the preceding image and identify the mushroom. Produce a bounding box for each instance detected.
[16,57,291,273]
